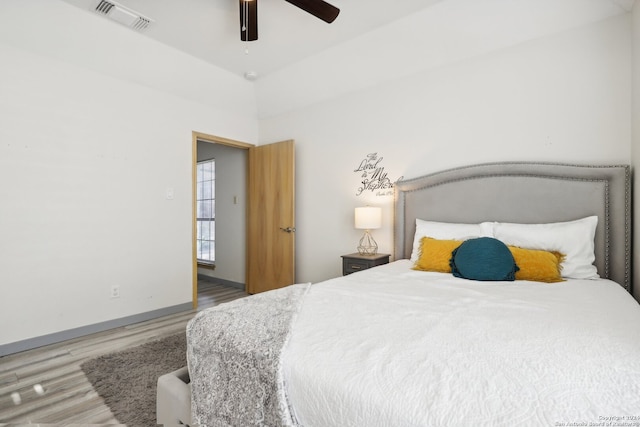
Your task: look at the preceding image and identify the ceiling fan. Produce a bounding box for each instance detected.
[239,0,340,41]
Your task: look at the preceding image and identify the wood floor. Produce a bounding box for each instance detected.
[0,282,247,426]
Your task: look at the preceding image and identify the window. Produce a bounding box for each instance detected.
[197,159,215,263]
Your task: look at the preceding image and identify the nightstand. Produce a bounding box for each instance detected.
[341,253,390,275]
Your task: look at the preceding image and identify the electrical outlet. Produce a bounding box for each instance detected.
[110,285,120,299]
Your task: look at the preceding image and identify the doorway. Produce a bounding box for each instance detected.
[191,132,296,307]
[192,131,253,308]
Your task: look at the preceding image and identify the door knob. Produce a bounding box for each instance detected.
[280,227,296,233]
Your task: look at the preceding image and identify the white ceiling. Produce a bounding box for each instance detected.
[54,0,636,110]
[59,0,449,79]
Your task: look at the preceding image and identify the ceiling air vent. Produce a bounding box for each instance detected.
[93,0,153,32]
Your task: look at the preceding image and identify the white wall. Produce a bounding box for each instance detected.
[632,3,640,302]
[256,0,629,119]
[196,143,247,285]
[0,2,257,347]
[0,2,636,349]
[260,15,633,284]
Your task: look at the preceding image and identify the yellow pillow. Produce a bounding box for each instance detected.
[413,237,464,273]
[508,246,565,283]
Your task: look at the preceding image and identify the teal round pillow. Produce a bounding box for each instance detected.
[450,237,518,281]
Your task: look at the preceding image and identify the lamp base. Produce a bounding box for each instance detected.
[357,230,378,255]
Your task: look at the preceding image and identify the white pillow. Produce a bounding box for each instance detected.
[409,219,494,262]
[493,216,599,279]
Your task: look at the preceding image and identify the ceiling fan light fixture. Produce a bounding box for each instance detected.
[237,0,339,41]
[239,0,258,41]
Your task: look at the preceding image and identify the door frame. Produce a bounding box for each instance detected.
[192,131,254,309]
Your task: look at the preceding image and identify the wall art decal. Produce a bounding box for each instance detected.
[354,153,402,196]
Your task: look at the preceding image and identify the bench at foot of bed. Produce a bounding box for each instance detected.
[157,366,191,426]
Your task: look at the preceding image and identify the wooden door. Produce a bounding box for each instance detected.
[246,140,295,294]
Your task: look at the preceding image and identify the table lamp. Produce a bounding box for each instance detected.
[355,206,382,255]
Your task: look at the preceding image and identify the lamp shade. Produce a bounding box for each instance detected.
[355,206,382,230]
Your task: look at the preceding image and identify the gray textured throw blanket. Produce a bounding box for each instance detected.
[186,283,310,427]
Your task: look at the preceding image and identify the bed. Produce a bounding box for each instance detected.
[186,162,640,427]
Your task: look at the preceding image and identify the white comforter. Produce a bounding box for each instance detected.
[283,260,640,427]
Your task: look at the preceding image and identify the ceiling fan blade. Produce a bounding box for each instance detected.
[284,0,340,23]
[239,0,258,41]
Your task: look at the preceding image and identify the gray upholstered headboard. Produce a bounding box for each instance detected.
[394,162,631,292]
